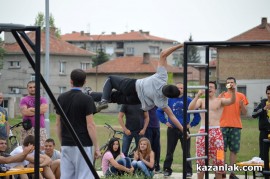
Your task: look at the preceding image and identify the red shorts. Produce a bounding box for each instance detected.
[196,127,224,172]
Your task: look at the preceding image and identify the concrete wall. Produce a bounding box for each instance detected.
[217,46,270,116]
[237,79,270,116]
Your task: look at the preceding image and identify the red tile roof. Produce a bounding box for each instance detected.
[61,30,175,42]
[3,31,95,56]
[85,56,183,74]
[228,17,270,41]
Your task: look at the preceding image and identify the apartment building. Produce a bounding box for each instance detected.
[61,30,181,66]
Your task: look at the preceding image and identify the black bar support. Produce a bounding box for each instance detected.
[3,25,99,179]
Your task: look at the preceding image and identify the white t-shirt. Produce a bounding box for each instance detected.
[6,146,31,168]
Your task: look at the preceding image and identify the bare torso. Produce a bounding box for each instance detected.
[198,97,224,127]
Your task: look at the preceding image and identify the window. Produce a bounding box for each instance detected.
[31,74,35,81]
[126,47,134,55]
[59,61,66,75]
[10,87,20,94]
[237,86,247,96]
[0,99,8,108]
[81,63,90,70]
[59,87,66,94]
[149,46,159,55]
[116,42,124,49]
[9,61,20,69]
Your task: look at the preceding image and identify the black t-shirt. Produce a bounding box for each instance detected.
[120,104,144,132]
[56,89,95,146]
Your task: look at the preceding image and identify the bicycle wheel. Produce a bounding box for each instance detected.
[128,142,137,159]
[7,136,19,153]
[93,144,107,171]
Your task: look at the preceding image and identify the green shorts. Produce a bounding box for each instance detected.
[221,127,241,153]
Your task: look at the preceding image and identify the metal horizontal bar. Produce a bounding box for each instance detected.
[187,109,207,113]
[187,86,208,89]
[188,63,208,67]
[189,133,208,137]
[187,156,207,161]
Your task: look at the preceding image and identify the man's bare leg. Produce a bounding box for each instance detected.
[51,159,61,179]
[215,173,222,179]
[230,151,237,165]
[42,166,55,179]
[198,172,205,179]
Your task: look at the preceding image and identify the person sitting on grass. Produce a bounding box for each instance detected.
[44,138,61,179]
[0,137,34,179]
[131,137,155,178]
[101,138,134,177]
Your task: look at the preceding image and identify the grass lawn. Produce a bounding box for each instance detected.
[9,113,259,174]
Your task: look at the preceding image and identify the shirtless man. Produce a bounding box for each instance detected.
[188,81,236,179]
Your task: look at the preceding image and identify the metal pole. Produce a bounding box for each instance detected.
[45,0,50,137]
[35,27,41,179]
[183,43,188,179]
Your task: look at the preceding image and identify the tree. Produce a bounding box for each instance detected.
[0,37,5,70]
[187,35,201,63]
[34,12,61,38]
[92,50,109,67]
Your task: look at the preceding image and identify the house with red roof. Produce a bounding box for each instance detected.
[0,30,95,118]
[216,17,270,116]
[61,30,181,66]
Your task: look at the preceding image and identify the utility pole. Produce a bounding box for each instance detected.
[45,0,50,137]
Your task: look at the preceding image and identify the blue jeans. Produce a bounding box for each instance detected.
[122,132,141,157]
[132,160,153,177]
[105,158,132,176]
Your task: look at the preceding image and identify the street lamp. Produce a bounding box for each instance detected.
[95,31,105,91]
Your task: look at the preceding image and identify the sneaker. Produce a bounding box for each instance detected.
[84,87,92,95]
[186,173,192,178]
[255,172,263,177]
[230,173,239,179]
[96,101,108,112]
[163,169,172,177]
[154,169,162,174]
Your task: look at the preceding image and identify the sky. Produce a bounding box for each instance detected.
[1,0,270,42]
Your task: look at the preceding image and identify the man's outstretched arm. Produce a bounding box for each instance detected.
[159,44,183,67]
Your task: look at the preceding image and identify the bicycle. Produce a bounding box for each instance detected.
[93,123,137,171]
[7,119,32,153]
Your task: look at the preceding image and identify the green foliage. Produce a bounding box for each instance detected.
[92,50,109,67]
[173,35,201,67]
[34,12,61,38]
[167,72,173,84]
[187,35,201,63]
[0,37,5,70]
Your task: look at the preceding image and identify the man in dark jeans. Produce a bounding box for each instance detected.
[156,82,201,177]
[145,106,161,173]
[252,85,270,177]
[118,104,149,157]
